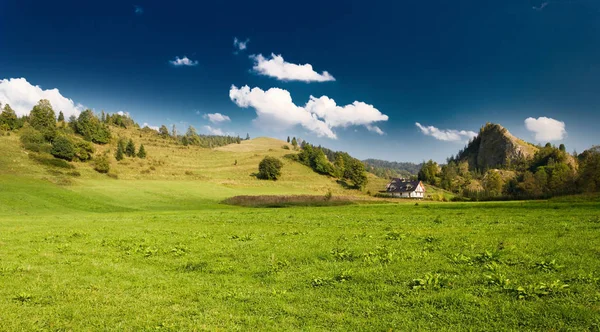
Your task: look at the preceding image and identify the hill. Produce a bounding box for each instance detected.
[362,159,422,178]
[454,123,539,170]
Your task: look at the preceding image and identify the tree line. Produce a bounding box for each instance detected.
[418,143,600,200]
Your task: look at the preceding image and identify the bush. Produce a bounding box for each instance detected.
[94,153,110,173]
[257,156,283,180]
[74,139,95,161]
[50,136,75,161]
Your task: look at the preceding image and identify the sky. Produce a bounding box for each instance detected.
[1,0,599,162]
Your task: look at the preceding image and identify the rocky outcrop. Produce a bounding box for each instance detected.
[459,123,538,170]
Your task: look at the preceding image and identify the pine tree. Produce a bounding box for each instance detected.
[287,136,290,143]
[115,140,125,161]
[125,139,136,157]
[246,133,250,140]
[137,144,146,159]
[57,111,65,122]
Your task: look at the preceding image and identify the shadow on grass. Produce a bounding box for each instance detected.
[222,195,356,208]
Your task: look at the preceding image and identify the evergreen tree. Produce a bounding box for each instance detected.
[115,140,125,161]
[57,111,65,122]
[246,133,250,140]
[137,144,147,159]
[291,137,298,148]
[287,136,290,143]
[125,139,136,157]
[50,136,75,161]
[94,153,110,173]
[74,109,111,144]
[101,111,106,123]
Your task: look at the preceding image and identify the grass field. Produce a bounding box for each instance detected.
[1,133,599,330]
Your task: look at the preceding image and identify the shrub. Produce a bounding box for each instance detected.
[50,136,75,161]
[74,139,95,161]
[137,144,146,158]
[94,153,110,173]
[125,139,136,157]
[257,156,283,180]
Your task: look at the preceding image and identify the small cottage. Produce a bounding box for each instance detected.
[384,178,425,198]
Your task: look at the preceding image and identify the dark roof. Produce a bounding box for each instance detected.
[385,178,423,193]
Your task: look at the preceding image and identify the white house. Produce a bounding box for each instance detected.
[384,178,426,199]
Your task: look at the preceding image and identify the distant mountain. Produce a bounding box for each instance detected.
[362,159,422,179]
[453,123,539,170]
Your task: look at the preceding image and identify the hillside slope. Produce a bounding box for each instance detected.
[0,131,377,214]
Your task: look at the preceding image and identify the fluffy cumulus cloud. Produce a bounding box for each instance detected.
[0,77,84,117]
[203,112,231,124]
[251,54,335,82]
[203,125,225,136]
[229,85,388,139]
[169,56,198,67]
[415,123,477,142]
[233,37,249,51]
[524,117,566,142]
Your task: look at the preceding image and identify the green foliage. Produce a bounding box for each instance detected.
[105,112,137,128]
[125,139,136,157]
[94,153,110,173]
[410,273,449,290]
[115,140,125,161]
[344,157,368,189]
[159,125,170,138]
[291,137,297,147]
[29,99,57,141]
[57,111,65,122]
[74,139,95,161]
[19,125,49,152]
[0,104,19,130]
[483,170,503,196]
[257,156,283,180]
[74,110,111,144]
[50,135,76,161]
[418,160,440,185]
[137,144,147,159]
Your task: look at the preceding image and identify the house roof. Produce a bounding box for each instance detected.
[385,178,424,193]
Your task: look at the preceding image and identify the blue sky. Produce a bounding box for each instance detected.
[1,0,599,162]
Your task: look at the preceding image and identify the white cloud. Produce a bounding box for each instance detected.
[233,37,249,51]
[0,77,84,118]
[142,123,159,131]
[229,85,388,139]
[169,56,198,67]
[366,125,385,135]
[251,54,335,82]
[134,5,143,15]
[203,112,231,124]
[524,117,566,142]
[415,123,477,142]
[203,125,225,136]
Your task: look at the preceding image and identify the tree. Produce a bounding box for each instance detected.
[291,137,298,148]
[75,110,111,144]
[483,170,503,196]
[50,136,75,161]
[115,140,125,161]
[246,133,250,140]
[137,144,147,159]
[0,104,18,130]
[186,126,200,145]
[257,156,283,180]
[344,158,368,189]
[559,144,566,152]
[57,111,65,122]
[159,125,169,138]
[125,139,136,157]
[94,153,110,173]
[418,160,440,185]
[287,136,290,143]
[172,124,177,137]
[29,99,57,141]
[74,139,95,161]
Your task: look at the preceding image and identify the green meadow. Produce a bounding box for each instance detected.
[1,134,599,330]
